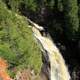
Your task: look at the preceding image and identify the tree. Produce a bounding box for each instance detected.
[62,0,79,40]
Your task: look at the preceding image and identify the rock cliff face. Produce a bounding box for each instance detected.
[14,69,32,80]
[40,50,50,80]
[0,58,12,80]
[15,69,49,80]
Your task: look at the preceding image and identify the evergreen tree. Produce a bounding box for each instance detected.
[62,0,79,40]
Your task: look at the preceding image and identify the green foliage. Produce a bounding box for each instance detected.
[57,0,63,11]
[24,0,38,11]
[44,0,55,9]
[2,0,80,41]
[7,70,16,78]
[8,0,22,12]
[2,0,23,12]
[77,3,80,40]
[0,0,42,77]
[3,0,38,12]
[62,0,79,40]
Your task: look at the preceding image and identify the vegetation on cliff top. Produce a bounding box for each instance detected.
[0,0,42,78]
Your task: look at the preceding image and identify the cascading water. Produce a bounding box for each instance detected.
[27,19,71,80]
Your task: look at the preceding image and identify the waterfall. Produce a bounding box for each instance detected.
[27,18,71,80]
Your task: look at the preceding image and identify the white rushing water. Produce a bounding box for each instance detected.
[27,19,71,80]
